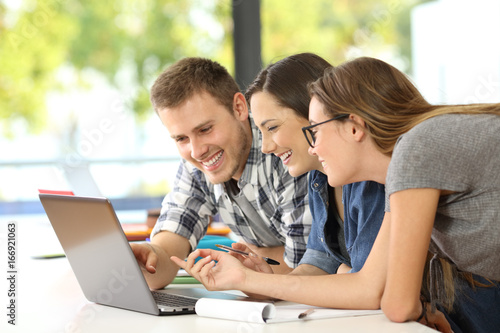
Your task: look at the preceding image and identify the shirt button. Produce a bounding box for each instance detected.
[314,183,319,188]
[320,237,324,242]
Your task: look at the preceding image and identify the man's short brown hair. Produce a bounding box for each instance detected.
[150,57,241,113]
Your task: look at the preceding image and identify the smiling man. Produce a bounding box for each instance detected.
[131,58,312,290]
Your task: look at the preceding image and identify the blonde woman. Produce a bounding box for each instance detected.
[304,57,500,332]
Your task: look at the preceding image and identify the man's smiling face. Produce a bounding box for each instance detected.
[158,91,251,184]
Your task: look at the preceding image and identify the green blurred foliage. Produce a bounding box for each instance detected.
[260,0,429,67]
[1,0,426,137]
[0,0,211,135]
[0,0,78,135]
[66,0,200,121]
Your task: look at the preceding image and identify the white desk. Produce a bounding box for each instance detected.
[0,218,435,333]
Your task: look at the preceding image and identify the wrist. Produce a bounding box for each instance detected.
[416,297,428,323]
[241,268,261,294]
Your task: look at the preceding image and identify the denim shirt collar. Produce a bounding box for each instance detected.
[309,169,329,194]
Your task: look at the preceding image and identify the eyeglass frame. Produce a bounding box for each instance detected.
[301,114,349,148]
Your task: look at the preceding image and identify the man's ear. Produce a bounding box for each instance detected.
[233,92,249,120]
[348,114,367,142]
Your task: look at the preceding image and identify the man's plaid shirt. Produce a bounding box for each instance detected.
[151,115,312,267]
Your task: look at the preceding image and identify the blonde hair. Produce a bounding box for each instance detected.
[421,254,493,312]
[309,57,500,156]
[310,56,500,311]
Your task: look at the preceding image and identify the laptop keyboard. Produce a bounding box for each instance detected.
[152,291,198,308]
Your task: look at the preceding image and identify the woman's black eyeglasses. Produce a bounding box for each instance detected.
[302,114,349,148]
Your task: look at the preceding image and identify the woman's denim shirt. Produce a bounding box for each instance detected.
[298,170,385,273]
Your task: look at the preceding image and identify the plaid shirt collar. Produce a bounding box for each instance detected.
[213,113,262,199]
[239,113,262,187]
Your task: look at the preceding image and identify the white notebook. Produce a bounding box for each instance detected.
[195,298,383,323]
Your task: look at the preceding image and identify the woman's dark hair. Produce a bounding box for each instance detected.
[245,53,332,119]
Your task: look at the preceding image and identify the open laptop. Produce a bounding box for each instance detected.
[39,193,244,316]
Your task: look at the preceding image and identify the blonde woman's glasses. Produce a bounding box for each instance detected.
[302,114,349,148]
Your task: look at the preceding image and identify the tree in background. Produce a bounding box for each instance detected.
[259,0,428,68]
[0,0,228,136]
[1,0,77,135]
[0,0,426,138]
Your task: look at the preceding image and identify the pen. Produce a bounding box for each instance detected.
[215,244,280,265]
[298,308,315,319]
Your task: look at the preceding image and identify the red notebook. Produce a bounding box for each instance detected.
[38,189,75,196]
